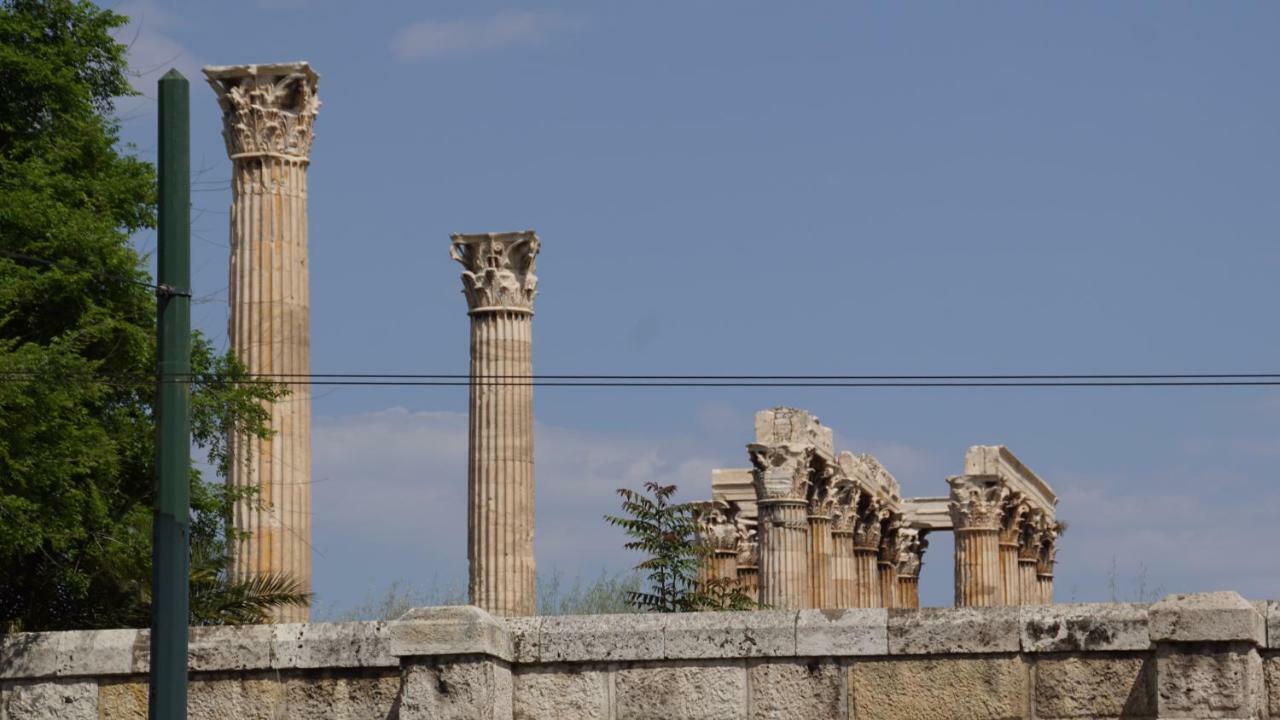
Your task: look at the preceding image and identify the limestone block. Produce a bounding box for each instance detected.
[1267,601,1280,649]
[1264,652,1280,717]
[513,666,608,720]
[1033,655,1154,719]
[848,657,1028,720]
[1,679,96,720]
[539,614,663,663]
[1154,643,1265,719]
[795,609,888,657]
[1020,603,1150,653]
[1149,592,1264,645]
[503,616,542,663]
[392,607,511,662]
[0,629,145,679]
[96,680,146,719]
[614,661,746,720]
[189,624,272,672]
[187,673,285,720]
[399,658,513,720]
[281,669,401,719]
[747,660,842,719]
[887,607,1019,655]
[273,621,395,669]
[663,611,794,660]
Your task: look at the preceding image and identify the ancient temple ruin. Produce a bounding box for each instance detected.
[698,407,1063,609]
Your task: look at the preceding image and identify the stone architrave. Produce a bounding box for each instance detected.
[829,484,858,609]
[895,528,927,610]
[805,463,836,609]
[998,496,1029,606]
[204,62,321,622]
[948,474,1008,607]
[452,231,540,617]
[749,441,813,611]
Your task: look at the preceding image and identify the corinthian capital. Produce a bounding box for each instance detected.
[895,528,928,578]
[693,500,740,552]
[451,231,540,313]
[748,442,813,501]
[853,500,888,549]
[947,474,1009,531]
[204,62,320,161]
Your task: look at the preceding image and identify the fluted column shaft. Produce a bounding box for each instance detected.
[758,500,810,611]
[207,63,320,623]
[453,231,540,617]
[737,566,759,601]
[896,577,919,609]
[878,560,898,608]
[999,541,1021,606]
[1038,573,1054,604]
[954,528,1001,607]
[806,514,833,609]
[853,545,880,608]
[831,530,855,608]
[710,550,738,585]
[1019,558,1039,605]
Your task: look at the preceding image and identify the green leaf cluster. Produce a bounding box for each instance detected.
[604,482,757,613]
[0,0,305,631]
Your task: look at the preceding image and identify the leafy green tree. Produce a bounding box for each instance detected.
[605,482,756,612]
[0,0,306,631]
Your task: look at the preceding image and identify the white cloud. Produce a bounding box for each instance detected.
[390,11,578,61]
[112,2,203,87]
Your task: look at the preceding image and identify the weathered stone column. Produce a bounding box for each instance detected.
[205,63,320,621]
[948,475,1007,607]
[736,533,759,602]
[877,515,901,608]
[452,231,540,617]
[805,466,835,609]
[830,494,857,608]
[895,528,926,610]
[695,501,740,586]
[1018,515,1043,606]
[749,443,813,611]
[1037,525,1059,605]
[852,502,885,608]
[998,496,1028,606]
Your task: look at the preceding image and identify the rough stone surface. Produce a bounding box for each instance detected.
[614,661,746,720]
[513,665,607,720]
[0,629,146,679]
[1034,655,1154,718]
[1267,601,1280,650]
[400,658,512,720]
[503,617,542,664]
[1265,652,1280,717]
[849,656,1028,720]
[1020,603,1150,653]
[393,606,512,661]
[795,609,888,657]
[1154,643,1265,719]
[747,660,842,719]
[664,611,794,659]
[280,669,401,719]
[1149,592,1265,645]
[888,607,1020,655]
[540,614,664,663]
[96,680,146,719]
[189,624,271,671]
[187,674,285,720]
[273,621,396,669]
[1,679,97,720]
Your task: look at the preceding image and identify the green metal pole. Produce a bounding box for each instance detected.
[150,68,191,720]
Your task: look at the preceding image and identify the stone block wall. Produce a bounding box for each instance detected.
[3,593,1279,719]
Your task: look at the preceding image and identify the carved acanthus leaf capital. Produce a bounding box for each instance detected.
[204,63,320,161]
[693,500,741,552]
[947,474,1010,531]
[748,442,813,501]
[853,501,888,549]
[999,495,1031,544]
[895,528,928,578]
[451,231,540,313]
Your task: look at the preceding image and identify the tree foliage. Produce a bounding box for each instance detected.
[604,482,756,613]
[0,0,305,631]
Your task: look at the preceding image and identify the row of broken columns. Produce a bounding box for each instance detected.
[698,408,1062,610]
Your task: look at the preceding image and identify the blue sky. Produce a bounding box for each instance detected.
[114,1,1280,612]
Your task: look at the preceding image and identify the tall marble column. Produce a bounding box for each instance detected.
[998,497,1028,606]
[736,532,760,602]
[949,475,1008,607]
[1019,515,1043,606]
[749,443,813,611]
[830,494,857,608]
[1037,524,1060,605]
[805,466,835,609]
[205,63,320,622]
[895,528,926,610]
[852,501,885,608]
[877,515,901,608]
[452,231,540,617]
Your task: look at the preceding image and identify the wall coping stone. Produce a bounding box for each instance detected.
[1149,591,1264,645]
[889,606,1021,655]
[1266,601,1279,649]
[796,609,888,656]
[391,606,511,662]
[1020,602,1151,653]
